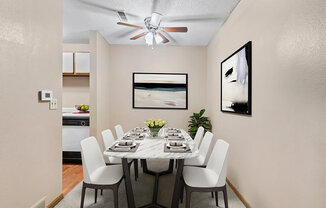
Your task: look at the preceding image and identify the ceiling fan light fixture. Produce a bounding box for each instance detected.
[155,34,163,44]
[145,32,153,45]
[150,12,162,27]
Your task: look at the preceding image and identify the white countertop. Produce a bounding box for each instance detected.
[104,129,199,160]
[62,112,89,118]
[62,107,89,118]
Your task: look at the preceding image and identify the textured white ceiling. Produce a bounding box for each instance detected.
[63,0,240,45]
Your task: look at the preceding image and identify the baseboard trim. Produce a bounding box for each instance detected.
[47,193,64,208]
[226,178,251,208]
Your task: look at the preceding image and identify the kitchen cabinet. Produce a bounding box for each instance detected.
[63,52,90,77]
[75,52,90,74]
[62,52,73,73]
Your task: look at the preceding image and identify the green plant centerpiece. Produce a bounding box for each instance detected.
[188,109,212,139]
[144,118,166,138]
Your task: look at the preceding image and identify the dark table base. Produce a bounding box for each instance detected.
[139,159,174,208]
[122,158,184,208]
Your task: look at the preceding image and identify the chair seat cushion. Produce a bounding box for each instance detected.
[89,165,123,185]
[184,155,205,166]
[183,166,218,188]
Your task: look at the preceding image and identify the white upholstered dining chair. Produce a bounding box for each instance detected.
[101,129,138,180]
[182,139,230,208]
[184,131,213,167]
[114,124,124,139]
[80,137,123,208]
[193,126,205,149]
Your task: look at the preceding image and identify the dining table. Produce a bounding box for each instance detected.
[103,127,199,208]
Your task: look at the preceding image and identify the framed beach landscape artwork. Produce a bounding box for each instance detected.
[133,73,188,109]
[221,41,252,115]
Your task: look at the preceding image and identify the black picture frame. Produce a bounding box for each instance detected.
[133,72,188,110]
[220,41,252,115]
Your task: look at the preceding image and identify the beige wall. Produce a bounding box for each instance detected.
[108,45,207,134]
[0,0,62,207]
[95,32,111,146]
[206,0,326,207]
[62,77,89,107]
[88,31,111,148]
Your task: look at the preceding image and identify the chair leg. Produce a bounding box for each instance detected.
[113,186,119,208]
[223,186,228,208]
[214,191,218,207]
[185,188,192,208]
[175,159,178,168]
[211,192,214,198]
[179,178,184,203]
[101,189,103,195]
[80,183,86,208]
[134,159,138,181]
[140,159,143,168]
[94,189,98,203]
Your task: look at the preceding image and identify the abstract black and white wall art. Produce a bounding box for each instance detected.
[221,41,252,115]
[133,73,188,109]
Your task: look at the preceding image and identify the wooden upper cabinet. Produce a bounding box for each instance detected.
[63,52,90,77]
[63,52,74,73]
[75,52,90,74]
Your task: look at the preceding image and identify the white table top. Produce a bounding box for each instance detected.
[103,129,199,159]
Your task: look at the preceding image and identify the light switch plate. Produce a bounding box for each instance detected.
[50,98,58,110]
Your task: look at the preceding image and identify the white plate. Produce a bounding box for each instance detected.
[167,143,186,149]
[115,143,136,148]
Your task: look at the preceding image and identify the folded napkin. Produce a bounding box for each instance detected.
[169,141,184,146]
[112,147,131,152]
[168,136,184,140]
[168,148,187,152]
[118,140,133,146]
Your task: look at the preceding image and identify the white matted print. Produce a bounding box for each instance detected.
[133,73,188,109]
[221,42,252,115]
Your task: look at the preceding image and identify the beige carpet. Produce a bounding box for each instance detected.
[56,160,245,208]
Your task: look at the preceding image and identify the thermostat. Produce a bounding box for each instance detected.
[39,90,53,101]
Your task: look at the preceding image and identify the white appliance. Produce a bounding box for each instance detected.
[62,108,89,163]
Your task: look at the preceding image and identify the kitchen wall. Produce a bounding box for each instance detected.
[206,0,326,207]
[107,45,207,134]
[0,0,62,207]
[62,77,89,107]
[62,43,90,108]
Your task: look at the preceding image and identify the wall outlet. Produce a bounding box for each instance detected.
[50,98,58,110]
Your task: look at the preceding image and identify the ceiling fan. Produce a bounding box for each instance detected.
[117,12,188,45]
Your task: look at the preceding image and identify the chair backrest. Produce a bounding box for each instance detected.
[193,126,204,149]
[80,137,106,183]
[114,124,124,139]
[206,139,229,187]
[198,131,213,164]
[101,129,115,150]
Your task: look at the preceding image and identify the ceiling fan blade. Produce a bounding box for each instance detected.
[130,32,146,40]
[162,27,188,32]
[117,22,143,29]
[158,32,169,43]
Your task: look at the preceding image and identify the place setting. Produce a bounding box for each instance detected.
[164,140,191,153]
[123,132,147,140]
[107,139,140,152]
